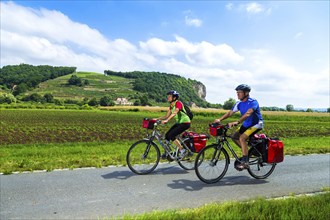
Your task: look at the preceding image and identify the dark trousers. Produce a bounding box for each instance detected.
[165,123,191,141]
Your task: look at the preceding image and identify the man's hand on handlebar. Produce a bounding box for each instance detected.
[228,121,240,128]
[161,120,168,125]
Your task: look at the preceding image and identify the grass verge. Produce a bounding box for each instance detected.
[0,136,329,174]
[117,191,330,220]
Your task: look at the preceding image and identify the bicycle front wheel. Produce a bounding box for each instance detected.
[247,147,276,179]
[195,144,229,184]
[126,139,160,175]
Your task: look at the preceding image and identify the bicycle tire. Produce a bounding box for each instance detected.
[194,144,230,184]
[247,147,276,179]
[126,139,160,175]
[177,137,204,170]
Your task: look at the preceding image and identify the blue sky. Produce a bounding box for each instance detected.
[1,1,329,108]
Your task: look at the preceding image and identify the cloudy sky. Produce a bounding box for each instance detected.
[1,1,329,108]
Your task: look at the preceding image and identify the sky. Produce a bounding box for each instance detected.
[1,1,329,108]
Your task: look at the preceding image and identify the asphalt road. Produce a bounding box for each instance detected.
[1,154,329,219]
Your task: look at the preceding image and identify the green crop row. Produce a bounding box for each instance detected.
[1,109,329,145]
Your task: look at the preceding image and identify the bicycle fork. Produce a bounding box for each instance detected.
[209,146,223,166]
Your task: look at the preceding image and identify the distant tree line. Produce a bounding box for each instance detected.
[0,92,116,107]
[0,64,76,95]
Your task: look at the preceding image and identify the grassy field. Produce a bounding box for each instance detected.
[117,191,330,220]
[0,108,329,174]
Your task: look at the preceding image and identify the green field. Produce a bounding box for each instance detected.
[0,108,329,173]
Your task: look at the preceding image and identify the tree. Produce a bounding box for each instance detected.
[133,99,141,106]
[43,93,54,103]
[223,98,236,110]
[13,83,28,96]
[139,95,150,106]
[88,98,98,106]
[286,104,294,112]
[306,108,314,112]
[23,93,43,102]
[327,107,330,113]
[100,96,115,106]
[68,75,82,86]
[0,93,16,104]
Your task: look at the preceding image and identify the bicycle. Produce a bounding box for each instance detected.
[126,118,205,175]
[194,123,276,184]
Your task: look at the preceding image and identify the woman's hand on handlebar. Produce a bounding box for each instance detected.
[161,119,168,125]
[214,119,221,123]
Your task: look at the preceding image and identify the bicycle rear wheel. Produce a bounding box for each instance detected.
[126,139,160,175]
[177,137,203,170]
[247,147,276,179]
[195,144,229,184]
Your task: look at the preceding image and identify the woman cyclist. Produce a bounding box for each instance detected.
[158,90,191,159]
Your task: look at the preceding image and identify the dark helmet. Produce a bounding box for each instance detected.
[235,84,251,92]
[167,90,179,99]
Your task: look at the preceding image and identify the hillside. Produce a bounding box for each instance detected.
[22,72,134,100]
[20,71,208,106]
[0,64,76,95]
[104,70,207,106]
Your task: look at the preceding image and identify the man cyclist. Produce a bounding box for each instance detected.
[214,84,263,169]
[158,90,191,159]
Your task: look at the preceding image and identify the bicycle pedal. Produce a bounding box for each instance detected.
[234,166,244,171]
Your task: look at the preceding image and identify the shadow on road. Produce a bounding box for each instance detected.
[168,176,268,191]
[101,165,190,180]
[154,165,190,175]
[101,170,135,180]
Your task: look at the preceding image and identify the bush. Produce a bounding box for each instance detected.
[68,75,82,86]
[88,98,98,106]
[0,93,16,104]
[44,93,54,103]
[100,96,115,106]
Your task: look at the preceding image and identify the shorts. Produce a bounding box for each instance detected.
[165,123,191,141]
[232,121,264,140]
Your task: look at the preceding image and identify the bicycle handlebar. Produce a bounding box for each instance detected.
[153,119,162,127]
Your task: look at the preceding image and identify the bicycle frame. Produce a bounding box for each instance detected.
[194,124,277,183]
[144,123,191,161]
[213,130,242,162]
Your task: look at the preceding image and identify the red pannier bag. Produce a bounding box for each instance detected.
[142,118,157,129]
[182,132,208,153]
[267,138,284,163]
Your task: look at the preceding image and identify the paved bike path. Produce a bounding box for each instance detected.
[1,154,329,219]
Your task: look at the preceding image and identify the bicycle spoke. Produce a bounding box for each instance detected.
[247,148,276,179]
[195,144,229,184]
[126,140,160,175]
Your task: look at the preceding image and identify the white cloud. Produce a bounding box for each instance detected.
[245,2,264,14]
[294,32,303,39]
[1,2,328,108]
[228,2,272,16]
[140,36,244,67]
[185,16,202,27]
